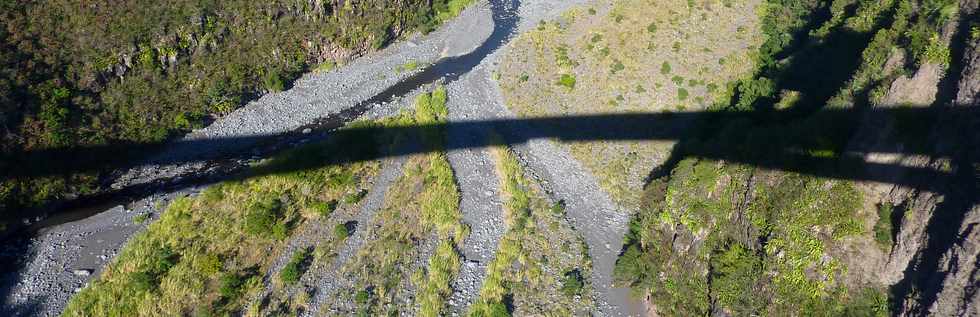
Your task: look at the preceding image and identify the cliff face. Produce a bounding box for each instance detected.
[851,0,979,314]
[613,0,980,315]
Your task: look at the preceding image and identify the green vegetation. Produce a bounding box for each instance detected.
[469,137,592,316]
[334,223,351,240]
[337,86,465,316]
[499,0,763,207]
[874,203,896,248]
[557,74,577,89]
[610,0,968,314]
[63,109,393,315]
[397,60,423,73]
[615,158,872,315]
[279,248,311,285]
[0,0,476,231]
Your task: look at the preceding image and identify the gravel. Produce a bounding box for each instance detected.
[0,189,202,317]
[2,0,645,316]
[301,153,408,316]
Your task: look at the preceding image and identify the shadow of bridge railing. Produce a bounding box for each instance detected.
[3,106,974,187]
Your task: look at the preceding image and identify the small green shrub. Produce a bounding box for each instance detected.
[660,61,672,74]
[334,223,350,240]
[355,289,371,305]
[132,213,150,224]
[874,203,895,248]
[264,70,285,92]
[243,198,283,237]
[557,74,576,89]
[610,60,626,74]
[560,270,585,296]
[647,22,658,33]
[550,200,566,215]
[313,200,338,218]
[344,189,368,204]
[677,88,689,101]
[219,273,245,299]
[279,249,311,285]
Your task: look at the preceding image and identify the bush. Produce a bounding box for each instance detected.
[873,203,895,248]
[263,70,285,92]
[677,88,689,101]
[556,74,576,89]
[219,273,245,299]
[560,270,584,296]
[243,198,283,237]
[355,289,371,305]
[660,61,672,74]
[343,189,368,204]
[334,223,350,240]
[313,200,338,218]
[279,249,311,285]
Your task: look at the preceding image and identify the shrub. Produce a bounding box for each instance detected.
[560,270,584,296]
[556,74,576,89]
[677,88,689,101]
[355,289,371,305]
[334,223,350,240]
[244,198,283,237]
[279,249,311,285]
[343,189,368,204]
[660,61,672,74]
[219,273,245,299]
[313,200,338,218]
[873,203,895,248]
[647,22,658,33]
[263,70,285,92]
[610,60,625,74]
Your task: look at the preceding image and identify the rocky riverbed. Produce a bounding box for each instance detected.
[0,0,648,316]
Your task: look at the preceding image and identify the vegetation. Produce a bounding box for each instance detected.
[279,248,312,285]
[874,203,896,248]
[611,0,965,314]
[333,86,465,316]
[63,110,393,315]
[469,136,592,316]
[498,0,763,207]
[615,158,873,315]
[0,0,475,232]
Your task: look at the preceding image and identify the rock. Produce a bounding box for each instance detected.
[302,128,312,134]
[72,269,92,277]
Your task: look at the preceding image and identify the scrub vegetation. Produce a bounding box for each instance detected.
[610,0,964,315]
[62,116,391,315]
[327,86,466,316]
[468,135,593,317]
[0,0,474,233]
[498,0,764,208]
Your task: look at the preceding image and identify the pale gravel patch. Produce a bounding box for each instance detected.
[444,73,507,314]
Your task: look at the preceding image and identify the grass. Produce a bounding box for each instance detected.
[615,158,877,316]
[1,0,481,223]
[468,135,592,316]
[334,86,465,316]
[63,111,390,316]
[396,60,422,73]
[279,248,312,285]
[874,203,895,248]
[498,0,764,208]
[556,74,576,89]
